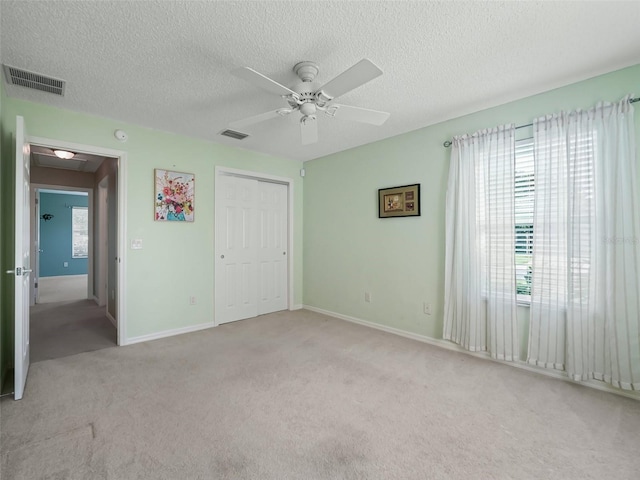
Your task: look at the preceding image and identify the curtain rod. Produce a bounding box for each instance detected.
[442,96,640,147]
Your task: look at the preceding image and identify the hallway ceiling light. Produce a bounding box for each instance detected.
[53,149,75,159]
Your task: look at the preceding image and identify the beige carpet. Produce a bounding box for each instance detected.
[30,299,117,363]
[38,274,88,303]
[1,309,639,479]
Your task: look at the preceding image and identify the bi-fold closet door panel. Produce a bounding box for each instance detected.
[257,181,288,316]
[215,175,288,325]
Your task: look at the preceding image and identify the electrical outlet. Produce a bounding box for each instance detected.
[423,302,432,315]
[364,292,371,303]
[189,296,197,305]
[63,261,69,267]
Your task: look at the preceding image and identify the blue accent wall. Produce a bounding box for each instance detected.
[39,192,88,277]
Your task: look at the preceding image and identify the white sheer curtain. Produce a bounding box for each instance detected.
[528,96,640,390]
[444,125,519,361]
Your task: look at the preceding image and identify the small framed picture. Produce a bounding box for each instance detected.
[155,169,195,222]
[378,184,420,218]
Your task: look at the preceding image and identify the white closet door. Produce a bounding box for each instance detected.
[257,181,288,315]
[215,175,259,324]
[215,174,289,324]
[215,175,289,324]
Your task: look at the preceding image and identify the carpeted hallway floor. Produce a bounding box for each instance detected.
[30,299,117,363]
[1,309,639,479]
[37,274,88,304]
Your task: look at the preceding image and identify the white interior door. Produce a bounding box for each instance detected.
[257,182,288,315]
[215,174,289,324]
[215,175,259,324]
[13,116,31,400]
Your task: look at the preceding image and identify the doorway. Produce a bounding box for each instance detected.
[34,188,91,304]
[26,139,123,362]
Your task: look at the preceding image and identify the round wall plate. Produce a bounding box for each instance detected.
[114,129,128,142]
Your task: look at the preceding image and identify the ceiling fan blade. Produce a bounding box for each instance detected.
[326,104,390,126]
[229,108,292,129]
[317,59,383,100]
[300,116,318,145]
[231,67,297,97]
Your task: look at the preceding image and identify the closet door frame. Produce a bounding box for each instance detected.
[214,166,295,326]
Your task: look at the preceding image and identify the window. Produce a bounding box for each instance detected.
[72,206,88,258]
[513,132,598,303]
[514,138,534,300]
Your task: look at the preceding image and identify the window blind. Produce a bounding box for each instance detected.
[72,206,89,258]
[514,139,534,297]
[530,122,596,307]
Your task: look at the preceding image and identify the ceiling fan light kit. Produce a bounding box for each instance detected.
[229,58,390,145]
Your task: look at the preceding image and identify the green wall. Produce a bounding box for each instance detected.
[303,64,640,345]
[1,72,15,391]
[0,97,304,355]
[0,62,6,389]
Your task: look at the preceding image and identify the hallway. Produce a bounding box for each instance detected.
[30,299,116,363]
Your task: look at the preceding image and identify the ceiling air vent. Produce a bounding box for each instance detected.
[220,129,249,140]
[2,65,66,96]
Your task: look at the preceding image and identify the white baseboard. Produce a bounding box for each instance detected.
[290,304,303,311]
[302,305,640,401]
[304,304,455,349]
[106,311,117,329]
[125,322,215,346]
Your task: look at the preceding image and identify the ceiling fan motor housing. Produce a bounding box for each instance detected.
[292,80,321,115]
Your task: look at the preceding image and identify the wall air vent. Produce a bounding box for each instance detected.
[220,129,249,140]
[2,65,66,96]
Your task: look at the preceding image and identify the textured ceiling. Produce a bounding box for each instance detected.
[1,1,639,162]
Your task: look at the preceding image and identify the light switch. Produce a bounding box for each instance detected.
[131,239,143,250]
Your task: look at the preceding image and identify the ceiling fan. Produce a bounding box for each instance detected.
[229,59,390,145]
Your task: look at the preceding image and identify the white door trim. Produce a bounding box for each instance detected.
[30,188,40,305]
[214,166,295,326]
[96,177,109,307]
[28,136,127,346]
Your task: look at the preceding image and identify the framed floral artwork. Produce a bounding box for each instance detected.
[155,169,195,222]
